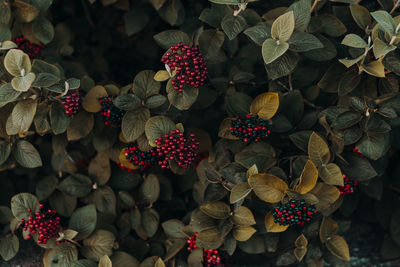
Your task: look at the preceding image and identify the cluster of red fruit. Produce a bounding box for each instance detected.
[338,174,358,195]
[353,147,363,156]
[124,144,158,171]
[60,91,80,116]
[161,42,208,93]
[230,114,271,143]
[13,36,44,58]
[155,129,199,169]
[272,200,317,227]
[99,97,125,127]
[20,204,61,245]
[187,233,222,267]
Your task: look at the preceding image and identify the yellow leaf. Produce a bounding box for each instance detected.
[295,160,318,194]
[310,182,340,211]
[82,85,108,113]
[265,212,289,232]
[308,132,330,166]
[318,163,344,186]
[230,182,252,204]
[154,70,170,82]
[246,164,259,179]
[232,226,257,241]
[155,257,166,267]
[218,118,240,140]
[118,149,139,171]
[98,255,112,267]
[294,247,307,261]
[248,173,288,203]
[326,235,350,261]
[295,234,308,248]
[250,92,279,120]
[361,60,385,78]
[319,216,338,243]
[232,206,256,226]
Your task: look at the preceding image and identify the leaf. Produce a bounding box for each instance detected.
[200,201,230,219]
[69,205,97,240]
[326,235,350,261]
[371,10,395,36]
[153,30,191,50]
[230,182,252,203]
[133,70,161,99]
[9,99,37,135]
[13,140,42,168]
[4,49,31,77]
[88,152,111,185]
[32,16,54,44]
[288,32,324,52]
[320,216,338,243]
[11,72,36,92]
[0,235,19,261]
[356,132,390,160]
[161,219,186,239]
[338,71,361,96]
[113,94,141,111]
[248,173,288,203]
[218,118,240,140]
[199,29,225,55]
[82,86,108,113]
[67,111,94,141]
[262,38,289,64]
[58,174,92,197]
[265,212,289,232]
[121,108,150,142]
[141,208,159,237]
[350,4,371,30]
[373,38,396,59]
[167,84,199,110]
[232,206,256,225]
[250,92,279,120]
[144,115,176,144]
[124,8,149,36]
[361,61,385,78]
[271,11,295,42]
[154,258,166,267]
[308,132,330,167]
[99,255,112,267]
[209,0,240,3]
[154,70,170,82]
[310,182,340,211]
[110,251,139,267]
[233,226,256,242]
[139,173,160,204]
[341,34,368,48]
[0,83,21,105]
[244,23,271,45]
[221,14,247,40]
[295,160,318,194]
[43,242,78,267]
[32,73,60,87]
[319,163,344,186]
[294,247,307,261]
[81,230,115,261]
[11,193,39,221]
[36,175,58,201]
[144,94,166,109]
[14,0,40,23]
[235,142,276,172]
[321,14,347,37]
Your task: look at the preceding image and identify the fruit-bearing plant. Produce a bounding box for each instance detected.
[1,0,400,266]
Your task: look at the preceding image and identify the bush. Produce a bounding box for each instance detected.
[0,0,400,266]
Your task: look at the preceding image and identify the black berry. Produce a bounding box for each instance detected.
[99,97,125,127]
[230,114,271,143]
[272,200,317,227]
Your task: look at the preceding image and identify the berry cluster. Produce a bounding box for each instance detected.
[20,204,61,245]
[116,162,135,173]
[155,130,199,169]
[99,97,125,127]
[272,200,317,227]
[124,144,158,171]
[161,42,208,93]
[230,114,271,143]
[338,174,358,195]
[13,36,44,58]
[187,233,222,267]
[60,91,80,116]
[353,147,363,156]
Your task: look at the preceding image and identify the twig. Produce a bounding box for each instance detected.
[390,1,399,14]
[310,0,319,13]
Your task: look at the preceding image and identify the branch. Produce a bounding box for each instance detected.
[310,0,319,14]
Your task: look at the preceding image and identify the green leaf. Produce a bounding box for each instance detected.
[167,83,199,110]
[124,8,149,36]
[11,193,39,220]
[66,111,94,141]
[13,140,42,168]
[271,11,295,42]
[199,4,230,28]
[121,108,150,142]
[199,29,225,55]
[32,72,60,87]
[209,0,239,3]
[144,94,166,109]
[144,115,176,145]
[11,72,36,92]
[371,10,395,36]
[326,235,350,261]
[69,205,97,240]
[235,142,276,172]
[153,30,191,50]
[244,22,271,45]
[225,92,252,118]
[230,182,252,204]
[262,38,289,64]
[232,206,256,225]
[58,174,92,197]
[114,94,141,111]
[4,49,31,77]
[373,38,396,59]
[0,83,21,106]
[50,102,70,134]
[0,235,19,261]
[0,206,12,224]
[308,132,330,166]
[350,4,371,30]
[266,50,300,80]
[356,132,390,160]
[81,230,115,261]
[43,242,78,267]
[32,59,60,77]
[319,163,344,186]
[221,14,247,40]
[110,251,139,267]
[200,201,230,219]
[338,71,361,96]
[341,34,368,48]
[9,99,37,134]
[0,24,11,42]
[133,70,161,99]
[321,14,347,37]
[287,0,311,32]
[32,16,54,44]
[141,208,159,238]
[161,219,187,239]
[289,131,312,152]
[339,55,363,68]
[288,32,323,52]
[331,111,362,129]
[139,174,160,204]
[35,175,58,201]
[233,226,256,242]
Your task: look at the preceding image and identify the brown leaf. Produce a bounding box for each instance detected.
[265,212,289,233]
[326,235,350,261]
[295,160,318,194]
[218,118,240,140]
[308,132,330,167]
[310,182,340,211]
[248,173,288,203]
[232,226,257,242]
[319,216,338,243]
[250,92,279,120]
[82,85,108,113]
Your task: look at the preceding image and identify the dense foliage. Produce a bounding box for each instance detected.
[1,0,400,266]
